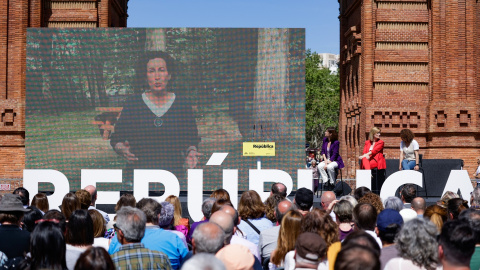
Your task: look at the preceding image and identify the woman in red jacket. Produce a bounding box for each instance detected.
[359,127,386,170]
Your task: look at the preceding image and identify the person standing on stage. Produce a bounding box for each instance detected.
[359,127,386,170]
[473,158,480,179]
[398,129,420,171]
[318,127,344,189]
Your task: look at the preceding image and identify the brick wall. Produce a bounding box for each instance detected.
[339,0,480,183]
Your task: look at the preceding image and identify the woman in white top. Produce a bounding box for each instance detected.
[399,129,420,171]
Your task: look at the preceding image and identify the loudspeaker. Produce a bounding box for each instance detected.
[334,181,352,196]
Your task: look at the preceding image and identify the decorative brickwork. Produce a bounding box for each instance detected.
[339,0,480,179]
[0,0,128,193]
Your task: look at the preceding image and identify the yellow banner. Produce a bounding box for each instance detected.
[242,142,276,156]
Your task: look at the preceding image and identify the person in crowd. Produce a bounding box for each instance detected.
[400,184,416,209]
[333,200,354,241]
[354,187,371,201]
[210,188,232,204]
[218,205,259,262]
[13,187,30,207]
[44,209,67,234]
[111,206,171,270]
[31,193,49,214]
[271,182,288,199]
[61,192,80,220]
[109,198,188,269]
[20,221,67,270]
[384,219,440,270]
[321,191,337,221]
[339,195,358,208]
[187,198,215,243]
[342,231,381,255]
[301,208,339,269]
[411,197,426,217]
[270,210,303,268]
[237,190,273,245]
[191,222,225,254]
[375,209,403,269]
[181,253,226,270]
[264,194,283,224]
[74,246,115,270]
[165,195,190,238]
[66,209,94,270]
[75,189,92,210]
[359,127,386,193]
[109,51,201,179]
[473,157,480,179]
[211,199,234,214]
[438,220,476,270]
[398,129,420,171]
[447,198,469,220]
[424,204,447,232]
[334,244,380,270]
[0,194,31,259]
[293,188,314,216]
[258,200,294,262]
[115,193,137,212]
[458,209,480,269]
[210,209,260,260]
[84,185,110,223]
[352,203,382,248]
[383,196,404,212]
[399,208,417,224]
[216,244,255,270]
[319,127,345,190]
[22,206,43,233]
[311,160,321,193]
[158,201,188,248]
[88,209,109,250]
[285,232,328,270]
[437,191,459,208]
[470,186,480,209]
[358,193,384,214]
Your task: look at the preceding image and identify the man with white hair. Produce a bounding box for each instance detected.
[111,206,171,270]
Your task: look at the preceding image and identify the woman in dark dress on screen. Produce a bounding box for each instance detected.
[110,51,201,179]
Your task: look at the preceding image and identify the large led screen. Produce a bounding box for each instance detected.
[26,28,305,192]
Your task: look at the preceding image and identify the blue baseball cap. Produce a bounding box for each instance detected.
[377,209,403,231]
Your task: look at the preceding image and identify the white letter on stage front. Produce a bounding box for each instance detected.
[249,169,293,202]
[442,170,474,205]
[223,169,238,209]
[23,169,70,211]
[188,169,204,222]
[297,169,313,190]
[81,170,122,208]
[133,170,180,202]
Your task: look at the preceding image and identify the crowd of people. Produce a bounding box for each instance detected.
[0,182,478,270]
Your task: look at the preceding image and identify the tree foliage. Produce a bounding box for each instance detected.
[305,50,340,148]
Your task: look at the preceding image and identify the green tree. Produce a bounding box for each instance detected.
[305,50,340,148]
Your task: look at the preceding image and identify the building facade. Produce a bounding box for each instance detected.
[0,0,128,191]
[338,0,480,178]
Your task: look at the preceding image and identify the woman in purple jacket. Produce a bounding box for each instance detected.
[319,127,345,187]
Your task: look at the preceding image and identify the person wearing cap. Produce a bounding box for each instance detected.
[158,202,188,248]
[283,232,327,270]
[0,194,31,259]
[375,209,403,269]
[294,188,314,216]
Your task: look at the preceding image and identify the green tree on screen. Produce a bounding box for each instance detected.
[305,50,340,148]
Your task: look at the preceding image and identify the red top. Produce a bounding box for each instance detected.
[362,139,386,170]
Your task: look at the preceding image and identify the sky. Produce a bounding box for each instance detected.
[127,0,340,54]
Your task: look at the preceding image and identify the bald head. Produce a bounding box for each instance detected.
[84,185,97,206]
[411,197,426,215]
[209,210,234,244]
[192,222,225,254]
[321,191,336,210]
[220,205,240,226]
[276,200,293,224]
